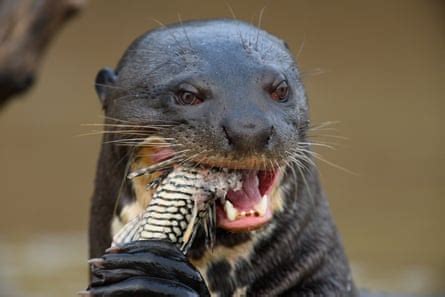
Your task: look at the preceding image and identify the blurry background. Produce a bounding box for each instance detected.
[0,0,443,296]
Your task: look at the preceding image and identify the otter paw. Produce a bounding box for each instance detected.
[83,240,209,297]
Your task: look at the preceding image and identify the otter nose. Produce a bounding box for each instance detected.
[222,117,273,153]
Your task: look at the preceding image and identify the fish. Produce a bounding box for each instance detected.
[112,161,242,254]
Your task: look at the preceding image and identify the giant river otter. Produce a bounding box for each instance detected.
[85,19,358,296]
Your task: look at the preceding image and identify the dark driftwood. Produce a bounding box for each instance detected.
[0,0,86,107]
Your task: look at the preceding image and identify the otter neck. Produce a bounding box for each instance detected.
[190,164,357,296]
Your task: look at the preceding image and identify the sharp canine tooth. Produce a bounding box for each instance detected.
[240,211,246,217]
[255,195,268,216]
[224,200,238,221]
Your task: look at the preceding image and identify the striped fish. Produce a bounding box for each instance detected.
[112,163,242,254]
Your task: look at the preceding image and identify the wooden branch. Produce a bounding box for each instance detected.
[0,0,87,107]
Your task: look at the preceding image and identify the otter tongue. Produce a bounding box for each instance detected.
[226,170,261,211]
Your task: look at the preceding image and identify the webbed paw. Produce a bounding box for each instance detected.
[83,240,209,297]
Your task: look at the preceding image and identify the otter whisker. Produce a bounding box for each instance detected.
[274,160,283,172]
[149,17,167,28]
[93,83,133,92]
[225,1,237,20]
[115,144,173,148]
[296,160,313,200]
[292,148,317,169]
[106,139,176,145]
[132,144,179,148]
[78,131,153,137]
[296,32,306,58]
[298,142,336,150]
[285,149,313,198]
[102,115,181,125]
[257,5,267,29]
[261,155,268,172]
[267,157,274,172]
[283,152,298,181]
[305,138,341,148]
[135,148,191,159]
[271,159,278,175]
[309,126,339,132]
[127,156,184,180]
[136,140,178,145]
[112,143,178,148]
[110,138,176,143]
[85,129,153,134]
[83,123,174,128]
[113,147,137,217]
[178,149,211,168]
[308,120,340,131]
[288,155,310,174]
[102,116,134,123]
[111,94,147,103]
[299,155,316,171]
[191,149,215,170]
[76,132,147,138]
[286,145,315,173]
[261,155,273,170]
[148,19,193,55]
[113,148,134,171]
[300,68,328,78]
[297,148,357,176]
[308,134,349,141]
[176,13,193,50]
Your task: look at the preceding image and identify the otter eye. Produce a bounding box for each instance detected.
[176,90,203,105]
[270,80,289,102]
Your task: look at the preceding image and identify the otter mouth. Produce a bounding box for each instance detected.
[216,169,278,232]
[143,147,280,232]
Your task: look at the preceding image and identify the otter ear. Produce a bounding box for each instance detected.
[95,67,117,109]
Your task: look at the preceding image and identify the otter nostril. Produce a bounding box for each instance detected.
[222,125,232,146]
[266,126,274,146]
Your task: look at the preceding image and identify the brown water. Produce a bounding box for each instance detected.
[0,0,444,296]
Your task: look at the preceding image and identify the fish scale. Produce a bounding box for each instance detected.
[112,163,242,254]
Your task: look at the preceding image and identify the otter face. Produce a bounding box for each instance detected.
[95,20,309,236]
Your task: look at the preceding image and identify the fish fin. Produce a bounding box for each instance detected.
[203,214,209,246]
[127,157,179,180]
[209,202,216,250]
[111,214,142,247]
[181,200,199,252]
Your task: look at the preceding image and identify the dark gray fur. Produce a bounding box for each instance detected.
[90,19,359,296]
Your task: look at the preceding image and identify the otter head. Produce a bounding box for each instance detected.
[95,20,310,249]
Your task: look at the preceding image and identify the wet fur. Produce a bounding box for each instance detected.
[90,19,358,296]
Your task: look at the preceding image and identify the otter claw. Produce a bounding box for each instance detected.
[88,258,105,268]
[105,246,123,254]
[77,290,92,297]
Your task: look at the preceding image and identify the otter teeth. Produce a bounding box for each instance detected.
[224,200,238,221]
[254,195,268,217]
[224,195,269,221]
